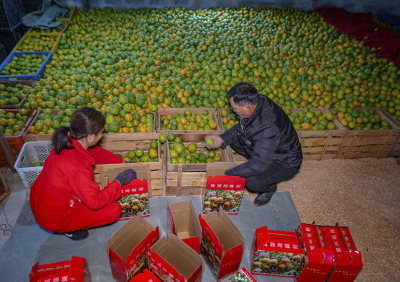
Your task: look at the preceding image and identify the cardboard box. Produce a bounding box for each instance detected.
[29,256,91,282]
[203,175,246,215]
[167,200,202,254]
[129,269,160,282]
[108,215,159,282]
[296,223,336,281]
[199,207,245,280]
[148,232,203,282]
[119,179,150,219]
[324,224,363,281]
[227,267,256,282]
[250,226,306,278]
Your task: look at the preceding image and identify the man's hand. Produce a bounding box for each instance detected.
[205,135,224,149]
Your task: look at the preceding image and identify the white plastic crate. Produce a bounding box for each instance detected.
[14,141,52,189]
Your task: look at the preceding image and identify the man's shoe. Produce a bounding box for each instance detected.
[254,184,277,206]
[64,230,89,241]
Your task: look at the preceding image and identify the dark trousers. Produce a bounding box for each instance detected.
[230,142,300,194]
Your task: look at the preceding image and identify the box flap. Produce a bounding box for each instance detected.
[108,215,157,263]
[256,226,303,254]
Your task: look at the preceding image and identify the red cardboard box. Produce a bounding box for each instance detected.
[167,200,202,254]
[108,215,159,281]
[119,179,150,219]
[250,226,306,278]
[324,223,363,281]
[129,269,160,282]
[29,256,91,282]
[296,223,336,281]
[203,175,246,215]
[199,207,245,280]
[227,267,257,282]
[148,232,203,282]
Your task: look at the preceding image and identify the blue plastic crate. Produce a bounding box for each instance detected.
[0,51,52,81]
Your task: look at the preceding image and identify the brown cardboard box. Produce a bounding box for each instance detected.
[108,215,159,281]
[168,200,202,253]
[199,207,245,280]
[148,232,203,282]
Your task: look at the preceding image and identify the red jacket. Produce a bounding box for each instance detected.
[30,138,123,232]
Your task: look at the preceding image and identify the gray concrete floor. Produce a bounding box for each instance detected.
[0,168,299,281]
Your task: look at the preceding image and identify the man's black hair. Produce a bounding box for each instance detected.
[227,82,259,105]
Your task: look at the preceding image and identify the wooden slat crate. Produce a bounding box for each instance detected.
[165,133,233,196]
[291,108,346,160]
[157,108,222,134]
[98,133,163,196]
[379,109,400,158]
[338,109,400,159]
[0,172,10,203]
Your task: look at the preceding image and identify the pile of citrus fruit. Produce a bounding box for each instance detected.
[1,54,46,75]
[0,83,30,106]
[167,132,222,164]
[28,109,72,135]
[286,108,337,131]
[159,109,218,131]
[15,34,59,52]
[220,109,239,130]
[2,6,396,133]
[0,109,31,136]
[123,139,159,162]
[331,108,391,130]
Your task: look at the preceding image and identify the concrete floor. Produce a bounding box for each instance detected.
[1,157,399,281]
[0,168,299,282]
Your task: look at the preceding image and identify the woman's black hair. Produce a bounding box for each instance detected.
[52,107,105,154]
[227,82,259,105]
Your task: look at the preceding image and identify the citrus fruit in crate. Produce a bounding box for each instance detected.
[287,108,336,131]
[1,54,47,75]
[0,109,31,136]
[15,34,58,52]
[168,141,222,164]
[122,140,159,163]
[0,83,31,106]
[331,108,391,130]
[28,109,71,135]
[160,111,217,131]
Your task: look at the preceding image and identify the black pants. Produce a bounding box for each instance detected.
[230,142,300,193]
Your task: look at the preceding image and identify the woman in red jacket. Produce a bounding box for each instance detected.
[30,107,136,240]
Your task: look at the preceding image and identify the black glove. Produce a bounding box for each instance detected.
[115,169,137,186]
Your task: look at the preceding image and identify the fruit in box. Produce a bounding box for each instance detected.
[1,54,46,75]
[0,84,30,106]
[0,109,30,136]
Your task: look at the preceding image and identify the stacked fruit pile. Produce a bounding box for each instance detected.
[285,108,337,131]
[13,7,397,130]
[331,108,391,130]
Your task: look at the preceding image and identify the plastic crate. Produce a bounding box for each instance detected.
[0,109,37,167]
[14,140,53,189]
[0,0,24,30]
[0,51,52,81]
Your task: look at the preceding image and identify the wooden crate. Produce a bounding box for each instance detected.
[157,108,223,134]
[0,80,36,109]
[98,133,163,196]
[338,109,400,159]
[292,108,346,160]
[12,32,62,54]
[379,109,400,158]
[165,133,233,196]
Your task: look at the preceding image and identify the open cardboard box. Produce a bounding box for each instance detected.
[148,232,203,282]
[108,215,159,281]
[167,200,202,254]
[199,207,245,280]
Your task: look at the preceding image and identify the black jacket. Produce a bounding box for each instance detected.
[221,95,302,178]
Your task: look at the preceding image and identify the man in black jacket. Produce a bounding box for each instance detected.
[208,82,303,206]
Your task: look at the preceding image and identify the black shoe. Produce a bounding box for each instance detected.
[64,230,89,241]
[254,185,277,206]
